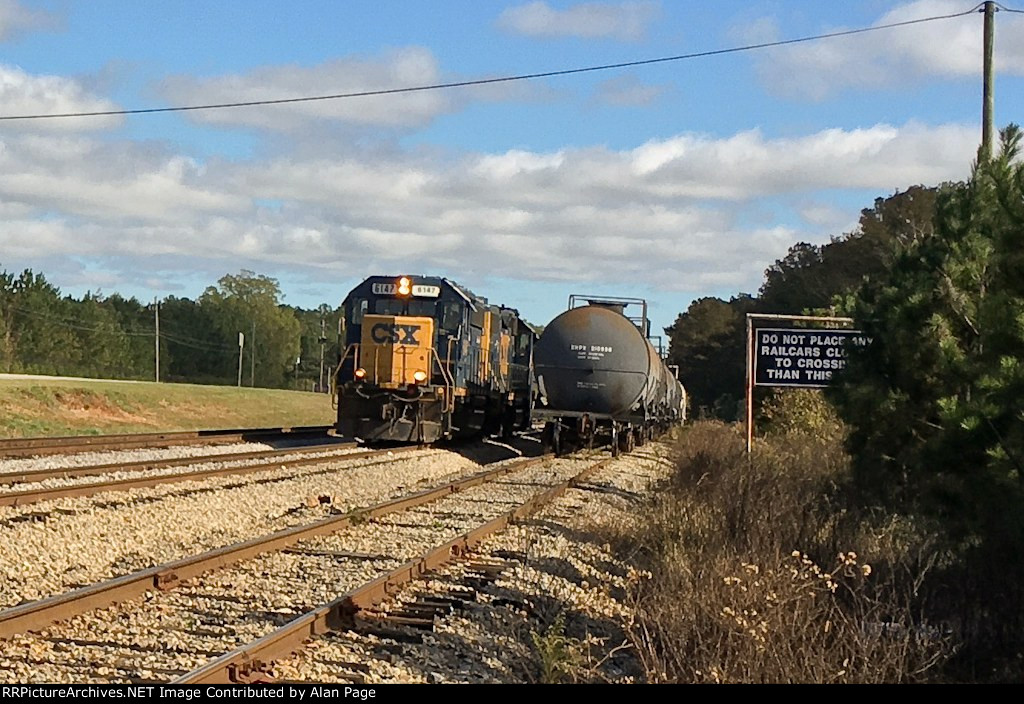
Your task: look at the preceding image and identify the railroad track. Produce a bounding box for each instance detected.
[0,425,335,459]
[0,443,498,616]
[0,450,607,683]
[180,455,612,685]
[0,441,380,508]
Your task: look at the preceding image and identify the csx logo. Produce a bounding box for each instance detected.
[371,323,421,345]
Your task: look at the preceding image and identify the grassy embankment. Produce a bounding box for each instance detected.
[0,376,334,438]
[583,418,971,684]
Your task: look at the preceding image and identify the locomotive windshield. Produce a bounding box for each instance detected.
[351,299,368,323]
[373,299,437,317]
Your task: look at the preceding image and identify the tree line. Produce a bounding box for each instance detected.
[0,269,341,391]
[663,125,1024,674]
[665,183,944,419]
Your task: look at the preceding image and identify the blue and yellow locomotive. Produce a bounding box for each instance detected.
[332,275,535,443]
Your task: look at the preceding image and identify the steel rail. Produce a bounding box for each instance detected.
[0,440,358,485]
[0,452,548,638]
[175,455,612,684]
[0,445,414,508]
[0,425,335,459]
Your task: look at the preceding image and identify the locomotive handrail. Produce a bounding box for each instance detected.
[430,347,456,413]
[331,343,360,411]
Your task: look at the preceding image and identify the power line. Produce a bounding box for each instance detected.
[4,302,241,352]
[0,3,987,123]
[5,303,153,336]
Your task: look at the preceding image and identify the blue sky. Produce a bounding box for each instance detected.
[1,0,1023,336]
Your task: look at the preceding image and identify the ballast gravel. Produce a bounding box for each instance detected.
[0,440,284,476]
[0,452,595,683]
[0,440,534,610]
[275,443,674,684]
[0,445,369,494]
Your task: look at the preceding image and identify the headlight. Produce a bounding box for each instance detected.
[413,370,427,383]
[354,368,366,379]
[397,276,411,296]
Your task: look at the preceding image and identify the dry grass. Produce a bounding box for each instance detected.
[600,422,953,683]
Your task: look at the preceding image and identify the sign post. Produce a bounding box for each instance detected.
[745,313,863,452]
[237,332,245,388]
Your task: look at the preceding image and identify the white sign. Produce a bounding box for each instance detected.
[754,328,871,387]
[412,285,440,298]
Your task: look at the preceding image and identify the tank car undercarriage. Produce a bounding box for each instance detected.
[539,411,670,457]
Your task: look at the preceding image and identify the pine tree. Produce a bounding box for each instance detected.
[831,126,1024,543]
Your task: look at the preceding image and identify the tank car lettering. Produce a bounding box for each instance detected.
[590,345,613,353]
[570,344,587,351]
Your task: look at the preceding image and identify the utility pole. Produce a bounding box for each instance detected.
[981,1,996,161]
[318,315,327,393]
[250,321,256,387]
[237,332,244,387]
[154,297,160,383]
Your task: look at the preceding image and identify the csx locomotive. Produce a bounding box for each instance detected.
[333,275,535,443]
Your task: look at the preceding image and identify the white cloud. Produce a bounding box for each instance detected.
[0,0,58,42]
[0,64,122,130]
[498,1,659,41]
[160,48,453,132]
[0,135,243,219]
[743,0,1024,99]
[0,122,978,298]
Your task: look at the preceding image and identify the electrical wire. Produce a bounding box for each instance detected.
[3,302,242,352]
[0,3,987,123]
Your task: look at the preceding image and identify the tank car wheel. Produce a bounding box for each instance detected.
[623,429,635,453]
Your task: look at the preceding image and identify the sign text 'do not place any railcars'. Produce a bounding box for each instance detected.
[754,328,871,388]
